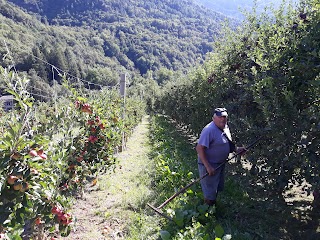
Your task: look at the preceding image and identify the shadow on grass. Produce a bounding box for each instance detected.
[224,163,320,240]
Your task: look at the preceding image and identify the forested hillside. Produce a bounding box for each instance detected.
[0,0,231,94]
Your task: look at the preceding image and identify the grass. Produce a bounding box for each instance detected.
[64,116,161,239]
[102,116,161,239]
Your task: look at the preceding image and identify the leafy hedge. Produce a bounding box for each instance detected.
[0,66,145,238]
[156,0,319,201]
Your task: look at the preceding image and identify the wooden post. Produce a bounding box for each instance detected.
[120,74,126,98]
[120,74,126,151]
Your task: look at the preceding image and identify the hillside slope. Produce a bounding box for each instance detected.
[1,0,235,84]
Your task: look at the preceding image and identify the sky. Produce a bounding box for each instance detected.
[194,0,300,19]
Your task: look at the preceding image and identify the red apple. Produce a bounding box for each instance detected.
[35,217,42,225]
[7,175,18,185]
[29,150,38,157]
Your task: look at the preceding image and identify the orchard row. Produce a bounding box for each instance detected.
[155,1,319,202]
[0,67,145,239]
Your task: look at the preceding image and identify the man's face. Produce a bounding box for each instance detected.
[213,115,227,129]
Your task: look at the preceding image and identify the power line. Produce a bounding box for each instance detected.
[31,53,104,89]
[26,48,122,90]
[1,40,129,119]
[2,40,121,91]
[1,40,66,103]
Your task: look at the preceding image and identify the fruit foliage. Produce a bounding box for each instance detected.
[0,67,145,238]
[156,0,320,198]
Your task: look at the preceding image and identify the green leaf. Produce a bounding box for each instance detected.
[7,126,17,138]
[160,230,171,240]
[173,210,184,227]
[187,171,193,177]
[197,204,209,214]
[186,189,193,194]
[7,232,23,240]
[215,224,224,238]
[3,136,12,148]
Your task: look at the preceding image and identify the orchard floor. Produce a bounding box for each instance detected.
[63,115,160,240]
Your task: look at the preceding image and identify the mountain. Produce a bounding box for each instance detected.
[1,0,235,85]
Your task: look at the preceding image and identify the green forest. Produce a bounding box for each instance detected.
[0,0,232,96]
[0,0,319,239]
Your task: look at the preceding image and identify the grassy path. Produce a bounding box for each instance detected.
[65,116,160,239]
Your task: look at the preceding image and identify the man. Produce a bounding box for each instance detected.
[196,107,246,206]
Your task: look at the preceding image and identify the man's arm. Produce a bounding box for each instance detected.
[196,144,215,176]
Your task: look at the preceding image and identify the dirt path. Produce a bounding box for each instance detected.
[64,116,159,240]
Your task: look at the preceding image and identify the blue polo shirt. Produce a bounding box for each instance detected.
[197,122,231,164]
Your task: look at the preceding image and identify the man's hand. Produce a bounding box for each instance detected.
[206,165,215,176]
[196,144,215,176]
[236,146,247,156]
